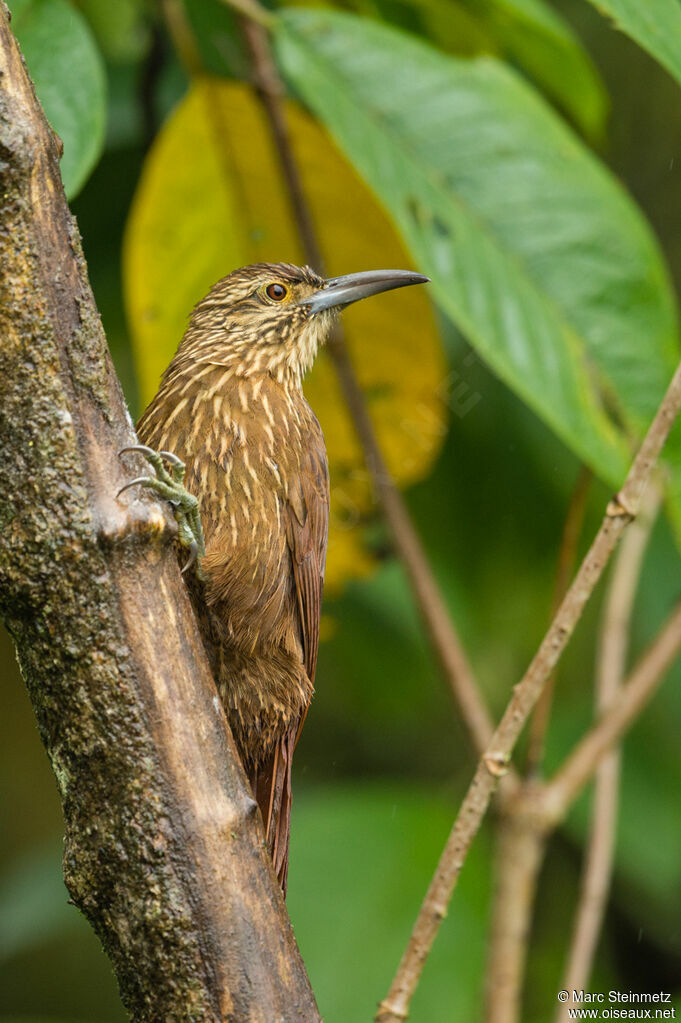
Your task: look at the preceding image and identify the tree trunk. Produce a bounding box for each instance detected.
[0,6,320,1020]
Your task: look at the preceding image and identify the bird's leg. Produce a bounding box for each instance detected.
[118,445,206,580]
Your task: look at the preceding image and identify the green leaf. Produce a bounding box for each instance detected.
[583,0,681,90]
[10,0,106,197]
[421,0,609,141]
[286,0,609,141]
[276,9,679,492]
[476,0,608,141]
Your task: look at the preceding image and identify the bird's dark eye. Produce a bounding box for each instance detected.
[266,282,288,301]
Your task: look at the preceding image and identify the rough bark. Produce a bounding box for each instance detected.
[0,7,320,1021]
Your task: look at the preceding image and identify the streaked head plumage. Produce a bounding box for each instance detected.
[183,262,331,385]
[170,261,429,388]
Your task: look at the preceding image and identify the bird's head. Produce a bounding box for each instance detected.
[181,262,429,386]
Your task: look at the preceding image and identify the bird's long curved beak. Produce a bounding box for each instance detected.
[302,268,430,313]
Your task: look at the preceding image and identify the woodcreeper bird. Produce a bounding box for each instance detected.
[121,262,429,891]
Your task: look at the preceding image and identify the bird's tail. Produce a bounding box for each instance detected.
[252,725,297,894]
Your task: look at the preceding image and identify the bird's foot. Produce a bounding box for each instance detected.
[118,445,206,580]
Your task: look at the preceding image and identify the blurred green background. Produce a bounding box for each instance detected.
[3,0,681,1020]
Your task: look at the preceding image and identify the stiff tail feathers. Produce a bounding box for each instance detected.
[252,724,296,894]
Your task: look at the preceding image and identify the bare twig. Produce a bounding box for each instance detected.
[241,18,322,271]
[238,17,495,755]
[219,0,273,27]
[0,8,320,1019]
[484,483,664,1023]
[544,595,681,823]
[555,482,661,1020]
[375,361,681,1023]
[485,469,593,1023]
[526,466,593,774]
[484,796,548,1023]
[326,338,496,752]
[161,0,203,75]
[485,481,660,1023]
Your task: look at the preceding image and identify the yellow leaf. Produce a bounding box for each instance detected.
[123,78,447,590]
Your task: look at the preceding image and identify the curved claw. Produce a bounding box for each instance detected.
[160,450,185,467]
[116,476,151,499]
[115,443,203,580]
[118,444,158,458]
[181,540,199,575]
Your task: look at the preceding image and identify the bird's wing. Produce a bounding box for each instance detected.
[257,428,328,892]
[285,434,329,690]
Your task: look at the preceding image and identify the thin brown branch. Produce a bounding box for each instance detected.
[484,472,593,1023]
[326,337,496,753]
[0,7,319,1019]
[161,0,203,75]
[375,361,681,1023]
[241,18,322,272]
[555,482,661,1020]
[526,466,592,774]
[220,0,273,27]
[238,17,495,755]
[484,483,662,1023]
[544,595,681,824]
[484,797,548,1023]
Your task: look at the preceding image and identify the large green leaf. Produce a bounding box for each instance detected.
[422,0,609,141]
[287,0,609,142]
[584,0,681,90]
[10,0,106,197]
[275,9,679,493]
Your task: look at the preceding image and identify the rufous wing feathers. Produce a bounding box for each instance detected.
[256,438,328,892]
